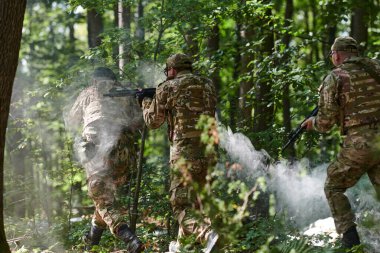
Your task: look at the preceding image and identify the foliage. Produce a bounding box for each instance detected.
[4,0,380,252]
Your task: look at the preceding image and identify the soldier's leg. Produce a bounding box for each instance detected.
[170,184,212,243]
[324,160,364,249]
[83,210,107,248]
[324,132,374,235]
[104,130,143,251]
[88,175,143,252]
[324,159,366,234]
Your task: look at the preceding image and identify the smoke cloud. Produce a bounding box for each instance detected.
[218,125,380,250]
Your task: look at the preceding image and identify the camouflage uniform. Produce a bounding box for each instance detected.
[312,38,380,235]
[68,72,142,235]
[142,54,217,243]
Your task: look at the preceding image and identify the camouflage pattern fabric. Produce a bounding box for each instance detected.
[88,129,137,234]
[67,80,143,139]
[315,57,380,234]
[67,79,142,235]
[331,36,358,53]
[166,53,193,69]
[142,70,217,243]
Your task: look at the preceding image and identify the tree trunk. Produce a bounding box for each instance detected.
[251,2,274,218]
[310,0,320,61]
[87,9,103,48]
[253,8,274,133]
[282,0,295,157]
[9,131,27,218]
[351,6,368,50]
[229,22,242,131]
[238,25,254,129]
[238,22,254,129]
[0,1,27,251]
[304,9,313,63]
[207,21,221,101]
[116,0,132,73]
[135,0,145,58]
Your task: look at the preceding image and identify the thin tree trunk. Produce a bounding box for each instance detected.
[207,21,221,102]
[130,126,147,233]
[251,2,274,218]
[0,1,27,251]
[282,0,295,157]
[230,22,242,131]
[87,9,103,48]
[9,131,27,218]
[304,9,313,63]
[116,0,132,73]
[131,0,165,231]
[238,23,254,129]
[253,7,274,133]
[310,0,320,61]
[135,0,145,58]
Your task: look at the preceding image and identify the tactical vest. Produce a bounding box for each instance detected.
[334,57,380,132]
[168,73,216,141]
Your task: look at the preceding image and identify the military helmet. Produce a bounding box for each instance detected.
[92,67,117,81]
[331,36,358,53]
[166,53,193,69]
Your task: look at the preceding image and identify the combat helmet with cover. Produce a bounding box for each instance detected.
[331,36,358,53]
[166,53,193,70]
[92,67,117,81]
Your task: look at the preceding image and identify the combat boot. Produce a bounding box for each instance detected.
[116,224,144,253]
[83,223,105,250]
[341,226,360,249]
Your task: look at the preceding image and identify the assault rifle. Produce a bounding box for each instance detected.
[282,106,319,152]
[104,87,156,105]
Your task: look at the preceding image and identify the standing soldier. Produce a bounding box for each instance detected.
[141,54,218,251]
[303,36,380,249]
[67,67,144,252]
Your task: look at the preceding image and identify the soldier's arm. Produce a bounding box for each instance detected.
[142,83,167,129]
[314,73,340,133]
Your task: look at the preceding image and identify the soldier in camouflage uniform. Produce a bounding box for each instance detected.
[303,36,380,249]
[141,54,218,250]
[67,67,144,252]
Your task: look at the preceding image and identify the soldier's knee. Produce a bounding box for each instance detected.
[89,179,106,197]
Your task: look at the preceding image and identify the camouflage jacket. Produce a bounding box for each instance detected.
[142,70,217,161]
[315,56,380,134]
[67,80,143,142]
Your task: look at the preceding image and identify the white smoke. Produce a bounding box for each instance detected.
[269,160,331,228]
[218,125,380,249]
[136,61,166,88]
[219,127,269,181]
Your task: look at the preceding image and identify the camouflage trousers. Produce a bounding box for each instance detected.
[86,129,137,235]
[170,158,213,243]
[324,125,380,234]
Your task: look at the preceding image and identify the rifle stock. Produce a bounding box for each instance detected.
[282,106,319,152]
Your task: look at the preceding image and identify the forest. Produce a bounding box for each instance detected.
[1,0,380,252]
